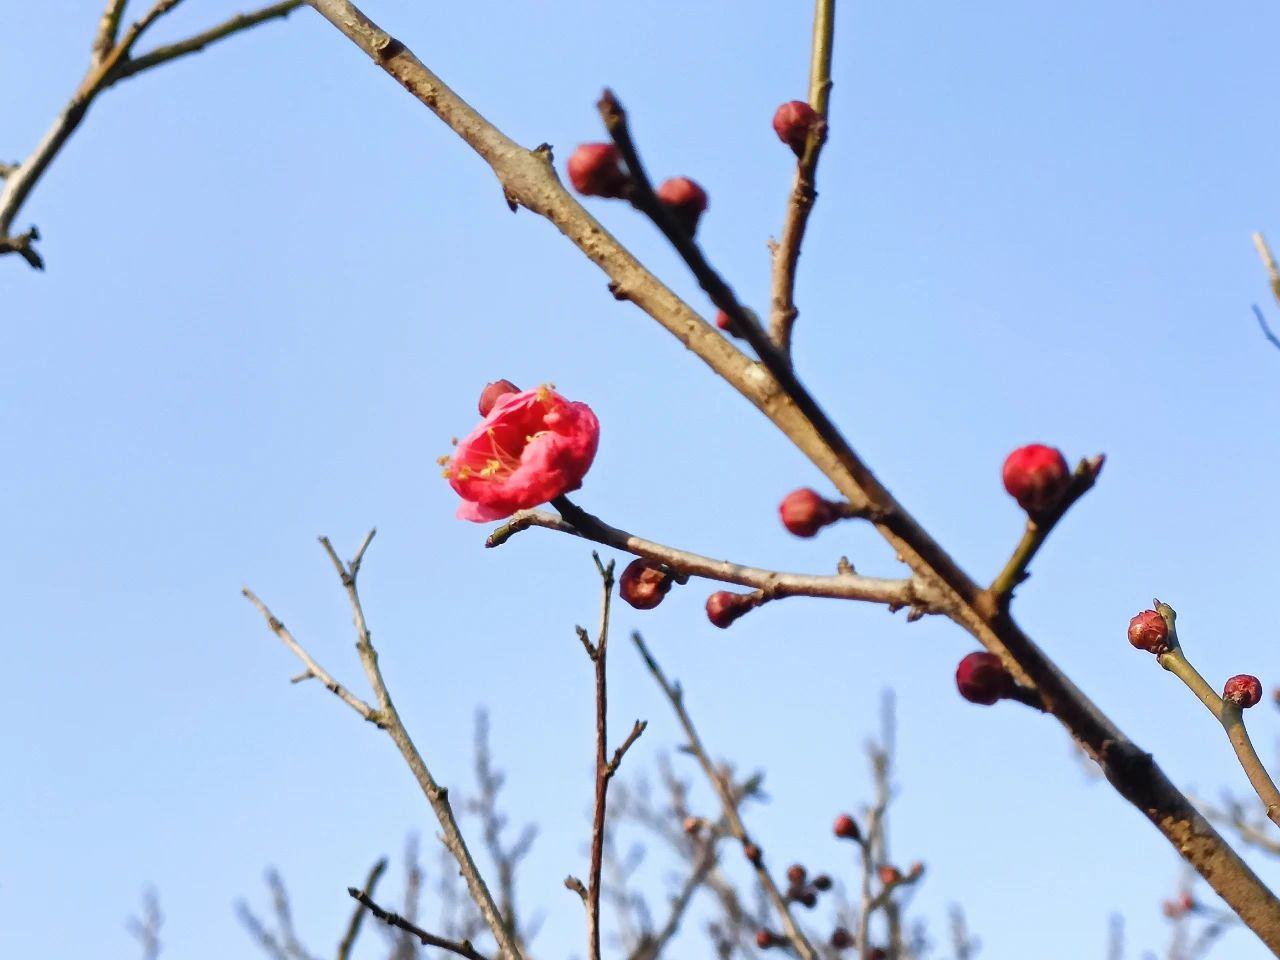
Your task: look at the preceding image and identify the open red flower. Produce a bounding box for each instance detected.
[443,385,600,522]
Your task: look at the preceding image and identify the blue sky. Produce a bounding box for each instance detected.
[5,2,1280,958]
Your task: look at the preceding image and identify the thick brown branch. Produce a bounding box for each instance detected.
[349,889,491,960]
[301,0,1280,946]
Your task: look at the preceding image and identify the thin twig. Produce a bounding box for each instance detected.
[1154,604,1280,830]
[0,1,303,268]
[1255,233,1280,306]
[242,587,382,724]
[247,533,524,960]
[487,501,932,613]
[300,0,1280,943]
[127,889,163,960]
[1253,306,1280,352]
[580,557,648,960]
[350,889,491,960]
[632,633,818,960]
[337,858,388,960]
[980,454,1106,615]
[769,0,836,354]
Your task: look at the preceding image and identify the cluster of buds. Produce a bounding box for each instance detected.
[783,863,830,909]
[565,146,708,237]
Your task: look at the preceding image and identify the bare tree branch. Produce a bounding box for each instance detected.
[297,0,1280,942]
[351,889,491,960]
[0,1,303,268]
[632,632,818,960]
[336,858,388,960]
[487,500,933,613]
[246,532,524,960]
[769,0,837,355]
[127,888,163,960]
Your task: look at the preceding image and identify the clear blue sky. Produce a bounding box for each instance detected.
[5,2,1280,958]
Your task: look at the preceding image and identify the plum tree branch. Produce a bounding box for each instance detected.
[245,531,524,960]
[487,501,933,612]
[349,888,491,960]
[0,0,303,269]
[301,0,1280,946]
[769,0,836,354]
[632,632,818,960]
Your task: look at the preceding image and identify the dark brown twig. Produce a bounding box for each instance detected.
[349,889,491,960]
[578,555,648,960]
[337,858,388,960]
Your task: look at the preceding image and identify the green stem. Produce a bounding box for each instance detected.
[1158,612,1280,830]
[807,0,836,114]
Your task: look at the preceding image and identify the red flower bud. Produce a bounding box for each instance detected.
[706,591,754,629]
[868,949,887,960]
[772,100,820,156]
[656,177,708,235]
[477,379,520,417]
[756,930,780,950]
[955,652,1013,705]
[567,144,629,198]
[1002,444,1070,515]
[785,864,806,886]
[796,890,817,908]
[812,874,832,891]
[878,865,901,886]
[833,814,861,841]
[619,558,675,610]
[779,488,842,538]
[715,309,744,339]
[1127,610,1170,655]
[830,928,854,950]
[743,842,763,865]
[682,816,700,835]
[1224,674,1263,708]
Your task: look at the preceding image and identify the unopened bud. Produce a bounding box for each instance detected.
[743,842,763,865]
[779,488,843,538]
[682,816,700,835]
[1224,674,1263,708]
[830,928,854,950]
[1127,610,1170,655]
[706,591,754,629]
[1002,444,1070,515]
[756,930,781,950]
[478,379,520,417]
[811,874,832,891]
[955,652,1013,705]
[878,865,901,886]
[833,814,861,841]
[656,177,708,236]
[785,864,806,886]
[619,558,675,610]
[772,100,820,156]
[567,144,629,198]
